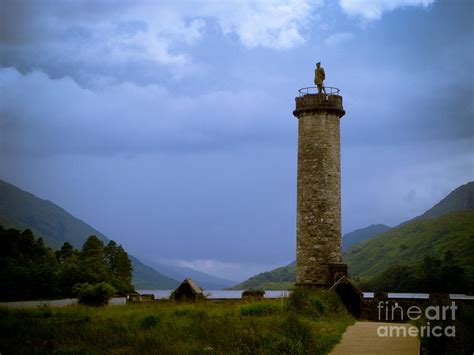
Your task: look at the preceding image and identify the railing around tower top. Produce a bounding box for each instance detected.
[298,86,340,97]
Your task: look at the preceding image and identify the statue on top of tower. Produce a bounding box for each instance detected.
[314,62,326,95]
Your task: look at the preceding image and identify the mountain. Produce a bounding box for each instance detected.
[342,224,391,252]
[148,262,235,290]
[0,180,179,289]
[410,181,474,221]
[230,261,296,290]
[231,181,474,290]
[344,210,474,281]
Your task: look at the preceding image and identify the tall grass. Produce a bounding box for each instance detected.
[0,290,354,354]
[416,303,474,354]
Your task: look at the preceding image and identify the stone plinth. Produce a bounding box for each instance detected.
[293,93,346,288]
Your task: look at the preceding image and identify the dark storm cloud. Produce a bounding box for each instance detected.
[0,0,134,44]
[0,0,317,88]
[0,0,201,87]
[0,68,292,156]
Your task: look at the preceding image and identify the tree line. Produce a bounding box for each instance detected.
[0,226,133,302]
[358,251,473,294]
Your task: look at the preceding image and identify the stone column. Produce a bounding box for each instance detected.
[293,93,346,288]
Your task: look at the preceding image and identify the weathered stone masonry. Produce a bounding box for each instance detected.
[293,93,346,288]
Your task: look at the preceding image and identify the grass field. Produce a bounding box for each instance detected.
[0,290,354,354]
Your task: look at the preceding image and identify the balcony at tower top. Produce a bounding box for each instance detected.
[298,86,341,96]
[294,86,345,119]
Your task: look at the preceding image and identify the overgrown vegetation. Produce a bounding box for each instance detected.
[416,303,474,354]
[242,289,265,298]
[74,282,117,306]
[286,288,329,318]
[359,251,473,293]
[0,290,354,354]
[240,302,281,316]
[0,226,133,301]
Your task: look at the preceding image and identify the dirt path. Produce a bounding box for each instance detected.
[330,321,420,355]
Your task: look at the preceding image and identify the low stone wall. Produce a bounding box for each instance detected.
[361,293,472,322]
[0,297,127,309]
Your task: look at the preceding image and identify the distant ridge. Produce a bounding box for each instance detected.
[229,261,295,291]
[0,179,179,289]
[149,262,235,290]
[342,224,391,252]
[410,181,474,221]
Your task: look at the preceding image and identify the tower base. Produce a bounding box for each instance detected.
[295,263,348,289]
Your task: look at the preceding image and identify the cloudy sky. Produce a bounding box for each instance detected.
[1,0,473,281]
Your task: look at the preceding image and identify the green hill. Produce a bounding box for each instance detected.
[230,262,296,290]
[231,181,474,290]
[342,224,391,252]
[345,210,474,281]
[0,180,179,289]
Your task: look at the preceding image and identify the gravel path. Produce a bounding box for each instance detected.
[330,321,420,355]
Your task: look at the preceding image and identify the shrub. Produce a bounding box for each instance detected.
[285,288,327,317]
[240,302,281,316]
[242,290,265,299]
[140,315,161,329]
[420,304,474,354]
[73,282,115,306]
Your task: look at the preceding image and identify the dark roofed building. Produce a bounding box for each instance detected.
[171,278,205,301]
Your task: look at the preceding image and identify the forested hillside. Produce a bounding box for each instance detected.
[345,210,474,281]
[0,180,179,289]
[0,226,134,301]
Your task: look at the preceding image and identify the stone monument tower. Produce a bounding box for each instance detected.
[293,70,347,288]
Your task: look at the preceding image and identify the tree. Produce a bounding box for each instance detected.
[0,226,59,300]
[104,240,118,274]
[0,226,134,301]
[114,245,133,292]
[57,253,82,297]
[80,235,108,283]
[56,242,74,263]
[81,236,105,266]
[104,241,133,294]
